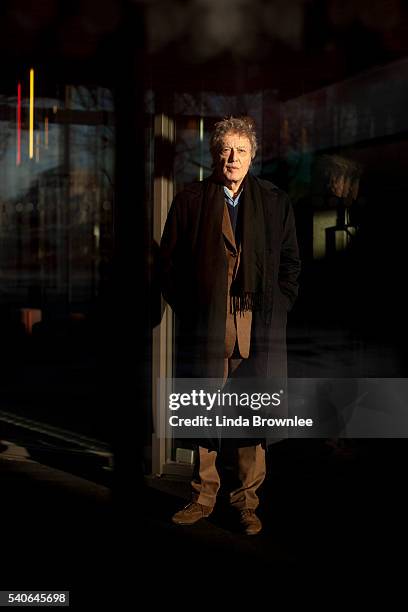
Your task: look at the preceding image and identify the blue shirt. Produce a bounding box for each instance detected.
[223,186,242,207]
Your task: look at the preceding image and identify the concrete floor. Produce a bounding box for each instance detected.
[141,438,407,587]
[1,436,406,603]
[0,441,113,607]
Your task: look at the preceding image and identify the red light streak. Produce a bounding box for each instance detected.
[17,82,21,165]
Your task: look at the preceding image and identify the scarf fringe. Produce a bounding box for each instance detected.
[230,292,263,316]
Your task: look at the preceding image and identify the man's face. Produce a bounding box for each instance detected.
[215,132,252,189]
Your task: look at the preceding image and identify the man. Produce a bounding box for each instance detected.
[160,116,300,535]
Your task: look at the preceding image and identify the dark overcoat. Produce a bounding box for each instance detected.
[160,174,300,386]
[160,174,301,449]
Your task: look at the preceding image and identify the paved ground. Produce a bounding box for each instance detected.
[0,441,113,608]
[142,438,407,587]
[1,436,406,604]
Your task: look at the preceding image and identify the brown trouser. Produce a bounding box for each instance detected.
[191,443,266,510]
[191,357,266,510]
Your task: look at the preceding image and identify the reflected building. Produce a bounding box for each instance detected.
[0,80,114,312]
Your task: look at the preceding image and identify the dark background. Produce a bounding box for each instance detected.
[0,0,407,601]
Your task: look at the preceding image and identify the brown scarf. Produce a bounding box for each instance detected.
[195,173,269,320]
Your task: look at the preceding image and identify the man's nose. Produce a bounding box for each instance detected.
[228,148,237,161]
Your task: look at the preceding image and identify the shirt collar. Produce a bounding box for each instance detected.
[223,185,243,207]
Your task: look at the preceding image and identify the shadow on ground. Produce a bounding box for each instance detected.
[141,439,407,585]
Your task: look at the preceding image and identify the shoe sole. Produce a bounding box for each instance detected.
[244,527,262,535]
[172,516,211,525]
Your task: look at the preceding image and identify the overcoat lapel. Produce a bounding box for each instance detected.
[222,203,237,253]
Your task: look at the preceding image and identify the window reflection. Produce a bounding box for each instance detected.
[0,78,114,311]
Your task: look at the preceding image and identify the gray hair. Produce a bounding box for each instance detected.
[210,116,258,161]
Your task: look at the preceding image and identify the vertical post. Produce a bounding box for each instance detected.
[152,112,174,475]
[111,1,147,534]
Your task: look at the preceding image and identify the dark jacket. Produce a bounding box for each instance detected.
[160,174,301,449]
[160,174,301,383]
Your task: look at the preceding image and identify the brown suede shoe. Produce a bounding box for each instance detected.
[239,509,262,535]
[172,502,213,525]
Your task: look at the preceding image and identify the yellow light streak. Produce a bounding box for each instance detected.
[29,68,34,159]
